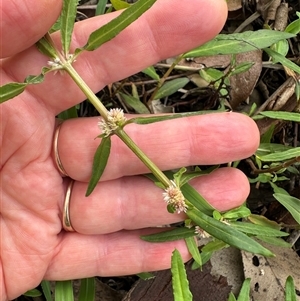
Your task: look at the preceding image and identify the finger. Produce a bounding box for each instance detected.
[46,229,191,280]
[65,168,249,234]
[57,112,259,181]
[0,0,62,57]
[1,0,227,114]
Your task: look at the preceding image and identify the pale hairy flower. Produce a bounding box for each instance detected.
[163,180,187,214]
[98,108,127,137]
[194,226,211,239]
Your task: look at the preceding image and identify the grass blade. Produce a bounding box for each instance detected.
[86,136,111,196]
[258,147,300,162]
[82,0,156,51]
[187,208,274,257]
[171,249,193,301]
[237,278,251,301]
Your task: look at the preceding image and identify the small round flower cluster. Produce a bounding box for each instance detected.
[98,108,127,137]
[194,226,211,239]
[163,181,188,214]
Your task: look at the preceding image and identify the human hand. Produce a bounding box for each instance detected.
[0,0,259,299]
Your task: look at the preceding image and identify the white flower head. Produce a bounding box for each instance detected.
[98,108,127,137]
[163,180,187,214]
[195,226,211,239]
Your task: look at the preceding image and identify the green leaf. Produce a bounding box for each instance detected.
[141,227,196,242]
[41,280,52,301]
[96,0,108,15]
[25,73,45,84]
[229,221,289,237]
[119,92,150,114]
[285,17,300,34]
[273,193,300,224]
[181,184,214,215]
[183,30,295,57]
[258,147,300,162]
[237,278,251,301]
[264,48,300,73]
[248,214,281,230]
[110,0,130,10]
[55,280,74,301]
[82,0,156,51]
[58,106,78,119]
[255,143,293,157]
[78,278,95,301]
[86,136,111,196]
[171,249,193,301]
[222,206,251,220]
[137,272,155,280]
[272,39,289,57]
[228,292,237,301]
[256,236,292,248]
[0,82,27,103]
[36,34,59,59]
[153,78,189,99]
[185,236,202,267]
[187,209,274,257]
[230,62,254,76]
[61,0,79,56]
[285,276,297,301]
[259,111,300,122]
[126,109,220,125]
[142,66,160,80]
[178,166,218,186]
[23,288,42,297]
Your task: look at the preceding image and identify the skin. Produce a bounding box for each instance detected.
[0,0,260,299]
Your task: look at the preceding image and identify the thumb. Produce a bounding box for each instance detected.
[0,0,62,58]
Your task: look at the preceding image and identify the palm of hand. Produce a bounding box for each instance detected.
[0,1,257,300]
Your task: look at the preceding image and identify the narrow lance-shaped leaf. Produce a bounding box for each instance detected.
[0,83,27,103]
[81,0,156,51]
[273,193,300,224]
[36,34,59,59]
[258,147,300,162]
[285,276,297,301]
[61,0,79,56]
[185,236,202,267]
[86,136,111,196]
[78,278,95,301]
[171,249,193,301]
[55,280,74,301]
[41,281,52,301]
[153,78,189,99]
[259,111,300,122]
[237,279,251,301]
[264,48,300,74]
[125,110,223,125]
[141,227,196,242]
[187,208,274,257]
[183,30,295,57]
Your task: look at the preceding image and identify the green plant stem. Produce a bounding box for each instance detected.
[64,62,171,188]
[116,129,171,187]
[64,62,109,120]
